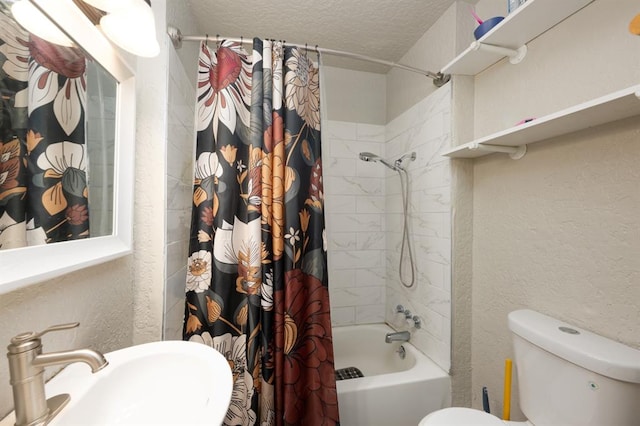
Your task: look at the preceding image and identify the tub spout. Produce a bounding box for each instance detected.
[32,348,108,372]
[385,330,410,343]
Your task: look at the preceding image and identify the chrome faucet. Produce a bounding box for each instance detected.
[7,322,108,426]
[395,305,422,329]
[385,330,410,343]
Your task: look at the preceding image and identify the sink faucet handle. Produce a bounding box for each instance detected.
[10,322,80,345]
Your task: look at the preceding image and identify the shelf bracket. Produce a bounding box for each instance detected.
[470,142,527,160]
[471,41,527,65]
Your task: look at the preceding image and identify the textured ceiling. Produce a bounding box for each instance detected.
[183,0,461,73]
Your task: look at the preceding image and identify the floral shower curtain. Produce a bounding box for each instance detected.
[0,8,89,250]
[183,39,339,426]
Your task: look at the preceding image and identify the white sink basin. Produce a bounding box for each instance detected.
[38,340,232,425]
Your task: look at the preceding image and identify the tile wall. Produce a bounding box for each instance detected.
[323,83,452,372]
[323,121,388,326]
[384,83,452,371]
[163,45,196,340]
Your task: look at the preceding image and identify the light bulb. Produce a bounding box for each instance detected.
[11,0,74,47]
[99,0,159,57]
[82,0,134,13]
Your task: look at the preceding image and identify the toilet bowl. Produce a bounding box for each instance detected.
[420,309,640,426]
[419,407,531,425]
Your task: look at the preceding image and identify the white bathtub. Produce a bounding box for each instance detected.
[333,324,451,426]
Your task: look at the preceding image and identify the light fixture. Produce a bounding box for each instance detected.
[81,0,134,13]
[11,0,74,47]
[84,0,160,58]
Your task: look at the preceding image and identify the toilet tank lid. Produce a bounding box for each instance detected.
[508,309,640,383]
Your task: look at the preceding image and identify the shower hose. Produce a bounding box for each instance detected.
[397,168,415,288]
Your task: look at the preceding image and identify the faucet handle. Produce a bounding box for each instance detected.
[10,322,80,345]
[37,322,80,338]
[412,315,422,329]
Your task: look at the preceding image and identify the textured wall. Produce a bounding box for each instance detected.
[132,0,169,344]
[473,1,640,138]
[449,74,475,407]
[469,0,640,419]
[0,259,134,417]
[386,2,474,123]
[185,0,458,74]
[472,118,640,418]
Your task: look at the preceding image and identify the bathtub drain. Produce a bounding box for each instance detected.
[335,366,364,381]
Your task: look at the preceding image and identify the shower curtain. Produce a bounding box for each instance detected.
[183,39,339,426]
[0,8,89,250]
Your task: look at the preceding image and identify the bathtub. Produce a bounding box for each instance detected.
[332,324,450,426]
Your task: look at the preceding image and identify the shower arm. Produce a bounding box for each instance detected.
[167,26,451,87]
[395,152,417,169]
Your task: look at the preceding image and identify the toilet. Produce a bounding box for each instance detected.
[420,309,640,425]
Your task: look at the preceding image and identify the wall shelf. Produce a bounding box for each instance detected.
[441,0,593,76]
[442,85,640,159]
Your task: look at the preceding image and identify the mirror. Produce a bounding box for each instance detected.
[86,62,116,238]
[0,0,135,293]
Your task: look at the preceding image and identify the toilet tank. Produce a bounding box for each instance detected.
[508,309,640,426]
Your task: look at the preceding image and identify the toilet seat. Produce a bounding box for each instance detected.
[419,407,505,425]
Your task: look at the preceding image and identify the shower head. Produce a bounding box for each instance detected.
[358,152,398,171]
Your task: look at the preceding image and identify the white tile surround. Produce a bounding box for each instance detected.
[385,84,452,371]
[324,121,388,326]
[163,45,196,341]
[324,83,452,371]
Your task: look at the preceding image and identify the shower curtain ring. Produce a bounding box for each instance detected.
[240,35,243,44]
[205,34,208,46]
[315,44,319,53]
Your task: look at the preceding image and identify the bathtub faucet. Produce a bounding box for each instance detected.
[385,330,410,343]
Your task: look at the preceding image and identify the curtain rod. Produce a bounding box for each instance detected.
[166,26,450,87]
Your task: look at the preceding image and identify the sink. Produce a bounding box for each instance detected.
[4,340,233,425]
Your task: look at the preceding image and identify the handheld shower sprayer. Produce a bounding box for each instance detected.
[358,152,399,171]
[357,151,417,288]
[358,152,378,162]
[358,152,416,171]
